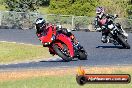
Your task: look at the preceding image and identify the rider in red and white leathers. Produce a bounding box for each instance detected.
[35,18,78,55]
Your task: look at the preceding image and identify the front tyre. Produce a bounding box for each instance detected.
[118,35,130,49]
[53,44,73,62]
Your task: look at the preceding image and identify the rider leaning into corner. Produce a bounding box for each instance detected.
[94,6,128,43]
[35,18,78,55]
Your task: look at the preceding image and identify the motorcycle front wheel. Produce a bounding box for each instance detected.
[53,44,73,62]
[117,35,130,49]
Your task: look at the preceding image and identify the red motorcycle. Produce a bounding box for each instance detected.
[40,25,87,62]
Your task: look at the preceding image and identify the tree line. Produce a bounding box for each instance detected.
[49,0,132,17]
[0,0,131,17]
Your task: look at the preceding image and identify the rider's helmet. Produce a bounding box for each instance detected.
[96,7,105,18]
[35,18,46,32]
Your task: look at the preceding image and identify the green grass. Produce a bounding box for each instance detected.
[0,67,132,88]
[0,5,6,11]
[0,73,132,88]
[0,42,52,64]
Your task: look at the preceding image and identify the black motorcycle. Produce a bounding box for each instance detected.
[105,17,130,49]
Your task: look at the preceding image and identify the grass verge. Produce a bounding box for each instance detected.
[0,5,6,11]
[0,66,132,88]
[0,42,52,64]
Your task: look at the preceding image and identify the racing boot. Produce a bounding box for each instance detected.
[107,38,114,43]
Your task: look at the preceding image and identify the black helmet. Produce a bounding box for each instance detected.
[35,18,46,31]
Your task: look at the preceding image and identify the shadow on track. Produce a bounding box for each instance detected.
[96,45,124,49]
[39,58,78,62]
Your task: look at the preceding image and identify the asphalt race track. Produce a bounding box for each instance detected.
[0,29,132,70]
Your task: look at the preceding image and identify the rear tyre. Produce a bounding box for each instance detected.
[53,44,73,62]
[118,35,130,49]
[78,49,87,60]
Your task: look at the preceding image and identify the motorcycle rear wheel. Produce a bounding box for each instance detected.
[78,49,87,60]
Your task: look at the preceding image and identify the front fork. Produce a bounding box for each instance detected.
[48,46,56,55]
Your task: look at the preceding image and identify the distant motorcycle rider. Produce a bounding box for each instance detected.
[94,7,119,43]
[35,18,78,54]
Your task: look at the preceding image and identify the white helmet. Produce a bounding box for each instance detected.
[96,7,105,18]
